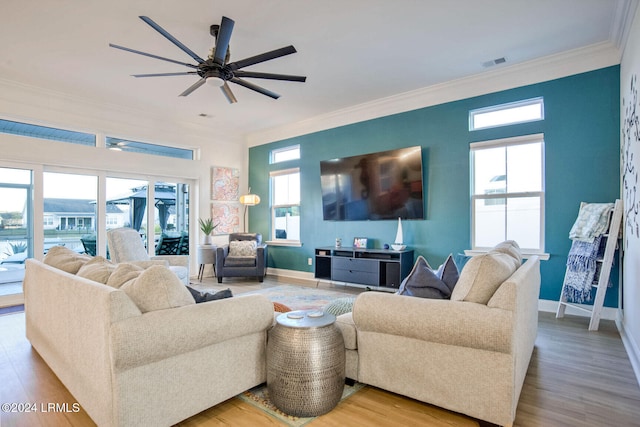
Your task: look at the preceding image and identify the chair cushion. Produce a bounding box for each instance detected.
[224,256,257,267]
[44,246,92,274]
[120,265,195,313]
[228,240,257,257]
[76,256,116,284]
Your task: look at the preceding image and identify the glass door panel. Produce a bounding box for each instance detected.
[43,172,97,255]
[0,167,32,299]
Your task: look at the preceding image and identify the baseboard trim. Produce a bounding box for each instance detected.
[537,298,619,321]
[619,319,640,389]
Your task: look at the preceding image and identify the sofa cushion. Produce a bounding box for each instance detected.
[76,256,116,284]
[120,265,195,313]
[43,245,92,274]
[450,252,518,304]
[398,255,457,299]
[489,240,522,265]
[186,286,233,303]
[228,240,257,257]
[106,263,144,289]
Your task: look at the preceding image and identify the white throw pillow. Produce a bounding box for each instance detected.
[76,256,116,284]
[228,240,257,257]
[43,245,92,274]
[450,252,518,304]
[106,263,144,289]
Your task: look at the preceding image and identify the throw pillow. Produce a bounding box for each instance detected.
[43,245,92,274]
[76,256,116,284]
[120,265,195,313]
[106,263,144,289]
[450,252,518,304]
[489,240,522,265]
[186,286,233,303]
[397,255,457,299]
[228,240,257,257]
[435,254,459,291]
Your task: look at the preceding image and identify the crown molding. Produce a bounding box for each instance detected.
[246,41,621,147]
[611,0,639,52]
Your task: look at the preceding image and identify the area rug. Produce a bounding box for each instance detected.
[240,285,357,311]
[238,382,365,427]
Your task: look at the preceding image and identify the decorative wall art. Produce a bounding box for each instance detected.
[622,73,640,247]
[211,166,239,201]
[210,166,241,234]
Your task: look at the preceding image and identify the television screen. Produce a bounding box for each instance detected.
[320,146,424,221]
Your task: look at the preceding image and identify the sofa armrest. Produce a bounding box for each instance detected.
[110,294,274,371]
[353,292,513,354]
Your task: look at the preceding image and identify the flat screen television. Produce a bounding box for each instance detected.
[320,146,424,221]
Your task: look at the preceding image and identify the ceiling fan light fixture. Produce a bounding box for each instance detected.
[206,75,225,87]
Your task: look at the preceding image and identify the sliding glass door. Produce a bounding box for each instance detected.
[0,167,33,304]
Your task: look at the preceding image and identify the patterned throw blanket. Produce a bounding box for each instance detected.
[562,203,614,303]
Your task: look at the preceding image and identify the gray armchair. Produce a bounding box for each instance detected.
[216,233,267,283]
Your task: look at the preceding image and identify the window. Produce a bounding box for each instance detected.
[469,97,544,131]
[0,119,95,146]
[470,134,545,252]
[271,145,300,164]
[105,137,193,160]
[270,168,300,243]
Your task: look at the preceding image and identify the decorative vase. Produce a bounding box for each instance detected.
[203,235,212,245]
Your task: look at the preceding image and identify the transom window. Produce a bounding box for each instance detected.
[271,145,300,164]
[469,97,544,131]
[470,134,545,252]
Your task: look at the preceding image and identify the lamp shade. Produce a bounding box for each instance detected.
[239,194,261,206]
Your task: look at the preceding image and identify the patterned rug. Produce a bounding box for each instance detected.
[239,285,358,311]
[238,382,365,426]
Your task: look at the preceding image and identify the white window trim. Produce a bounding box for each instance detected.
[270,145,300,164]
[470,133,547,255]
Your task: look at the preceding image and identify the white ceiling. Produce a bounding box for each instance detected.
[0,0,633,145]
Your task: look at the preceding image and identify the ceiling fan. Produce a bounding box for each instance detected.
[109,16,306,103]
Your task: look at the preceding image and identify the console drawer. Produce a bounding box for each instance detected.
[332,268,379,286]
[332,257,377,273]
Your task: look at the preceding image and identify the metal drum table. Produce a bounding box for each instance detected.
[267,310,345,417]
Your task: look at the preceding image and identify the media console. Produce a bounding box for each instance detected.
[314,247,414,290]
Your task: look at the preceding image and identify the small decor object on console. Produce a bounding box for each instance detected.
[353,237,368,248]
[335,238,342,248]
[391,217,406,251]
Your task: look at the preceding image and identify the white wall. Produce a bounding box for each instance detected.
[620,4,640,384]
[0,78,245,270]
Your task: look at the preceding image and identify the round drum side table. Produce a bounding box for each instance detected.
[267,310,345,417]
[196,245,216,281]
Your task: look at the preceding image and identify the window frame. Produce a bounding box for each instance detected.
[470,133,546,255]
[268,167,301,246]
[270,145,300,164]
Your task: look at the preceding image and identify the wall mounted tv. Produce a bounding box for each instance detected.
[320,146,424,221]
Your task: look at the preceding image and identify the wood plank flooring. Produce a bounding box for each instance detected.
[1,277,639,426]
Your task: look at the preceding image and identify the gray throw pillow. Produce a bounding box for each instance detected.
[186,286,233,303]
[398,255,458,299]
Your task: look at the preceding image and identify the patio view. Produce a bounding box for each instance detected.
[0,167,189,298]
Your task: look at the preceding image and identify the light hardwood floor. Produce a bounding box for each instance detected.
[1,276,639,426]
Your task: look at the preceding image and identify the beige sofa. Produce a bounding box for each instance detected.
[24,253,274,427]
[336,243,540,426]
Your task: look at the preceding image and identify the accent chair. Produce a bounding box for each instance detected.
[216,233,267,283]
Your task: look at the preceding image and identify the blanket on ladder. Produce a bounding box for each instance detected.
[562,203,614,303]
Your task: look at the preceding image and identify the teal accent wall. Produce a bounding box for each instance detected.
[249,66,621,307]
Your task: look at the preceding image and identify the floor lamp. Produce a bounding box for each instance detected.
[239,189,260,232]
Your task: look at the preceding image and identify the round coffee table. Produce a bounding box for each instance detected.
[267,309,345,417]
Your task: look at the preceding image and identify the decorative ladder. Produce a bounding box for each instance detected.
[556,199,623,331]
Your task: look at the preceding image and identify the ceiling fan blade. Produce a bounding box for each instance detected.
[139,16,205,64]
[109,43,198,69]
[179,78,207,96]
[228,45,297,71]
[220,82,237,104]
[213,16,234,66]
[132,72,198,77]
[230,77,280,99]
[233,71,306,82]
